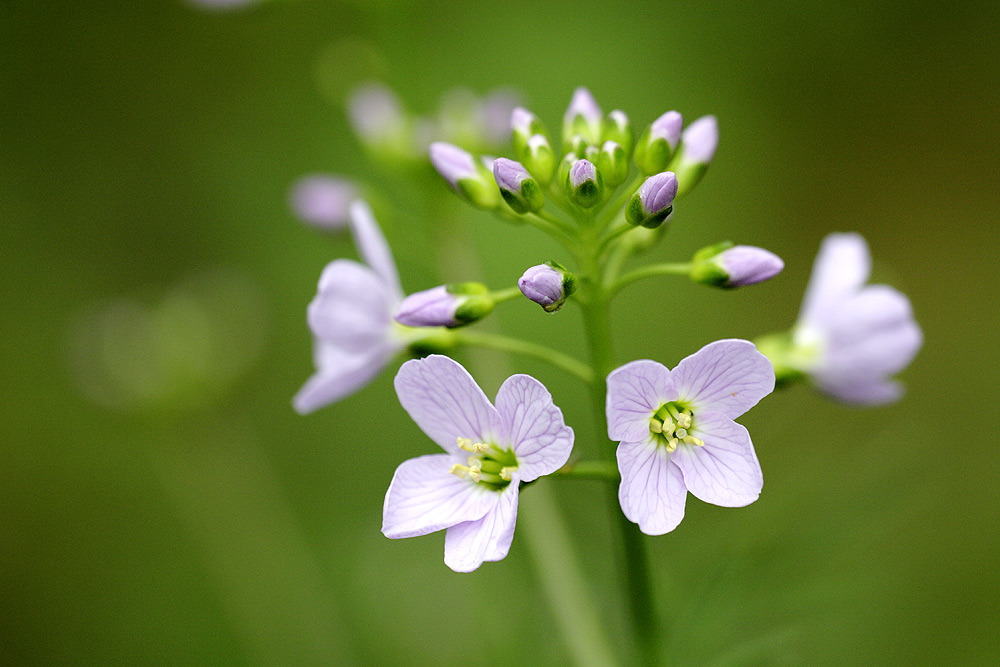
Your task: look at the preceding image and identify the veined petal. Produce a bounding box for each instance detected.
[676,413,762,507]
[799,232,870,328]
[308,260,393,351]
[606,360,677,441]
[495,374,574,482]
[292,343,395,414]
[382,454,498,539]
[348,200,402,302]
[674,339,775,419]
[814,377,904,405]
[443,482,519,573]
[394,355,502,455]
[617,439,687,535]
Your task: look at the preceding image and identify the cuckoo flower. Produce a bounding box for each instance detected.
[383,355,574,572]
[293,201,406,414]
[606,340,775,535]
[289,175,357,231]
[790,233,922,404]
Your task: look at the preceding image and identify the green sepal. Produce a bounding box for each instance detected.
[754,332,807,387]
[499,177,545,215]
[601,111,634,157]
[523,135,556,186]
[453,296,496,325]
[634,129,672,175]
[597,141,628,188]
[567,169,603,209]
[625,192,671,228]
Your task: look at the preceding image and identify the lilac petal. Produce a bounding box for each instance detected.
[292,343,395,414]
[495,374,574,482]
[799,233,870,328]
[815,377,904,405]
[394,355,502,456]
[395,285,460,327]
[348,201,402,302]
[823,285,922,377]
[606,360,677,442]
[443,483,519,572]
[382,454,498,539]
[675,413,762,507]
[307,260,392,352]
[564,87,602,125]
[674,339,775,419]
[617,439,687,535]
[289,175,356,229]
[681,115,718,163]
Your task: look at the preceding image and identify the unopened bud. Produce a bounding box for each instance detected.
[566,159,603,208]
[511,107,549,159]
[493,158,545,214]
[347,83,412,158]
[597,141,628,187]
[690,242,784,288]
[518,262,576,313]
[562,87,602,146]
[395,283,495,328]
[625,172,678,227]
[429,142,501,209]
[634,110,683,175]
[601,110,634,157]
[523,134,556,186]
[670,115,718,197]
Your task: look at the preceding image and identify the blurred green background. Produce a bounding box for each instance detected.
[3,0,998,664]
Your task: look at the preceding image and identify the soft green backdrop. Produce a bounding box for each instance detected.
[2,1,998,664]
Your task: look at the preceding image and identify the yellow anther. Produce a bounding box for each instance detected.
[500,466,516,481]
[467,461,483,482]
[457,437,473,449]
[666,438,678,453]
[662,421,676,437]
[676,413,692,429]
[650,418,663,434]
[457,438,490,453]
[682,435,705,447]
[449,463,470,479]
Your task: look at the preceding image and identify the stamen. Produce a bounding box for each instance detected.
[650,418,663,434]
[666,438,679,453]
[467,461,483,482]
[457,438,490,453]
[662,420,676,438]
[675,427,688,439]
[449,463,470,479]
[500,466,516,480]
[676,413,691,429]
[682,435,705,447]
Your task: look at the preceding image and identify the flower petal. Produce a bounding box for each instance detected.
[307,260,393,352]
[675,412,762,507]
[494,374,574,482]
[674,339,775,418]
[443,483,519,572]
[799,232,870,328]
[382,454,498,539]
[617,438,687,535]
[815,377,904,405]
[292,343,395,414]
[393,355,502,455]
[606,360,677,442]
[348,200,402,302]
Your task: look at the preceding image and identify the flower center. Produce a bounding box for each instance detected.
[449,438,518,491]
[650,402,704,453]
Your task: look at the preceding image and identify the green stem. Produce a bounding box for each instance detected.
[489,286,523,303]
[597,172,644,227]
[518,483,621,667]
[597,218,633,254]
[554,459,620,482]
[454,331,593,383]
[608,262,692,295]
[577,226,661,667]
[521,213,579,251]
[535,208,577,233]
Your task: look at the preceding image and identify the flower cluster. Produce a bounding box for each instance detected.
[290,85,921,574]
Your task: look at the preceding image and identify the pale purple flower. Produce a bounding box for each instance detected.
[563,87,602,143]
[518,263,575,312]
[395,283,494,328]
[428,142,478,188]
[693,245,784,288]
[293,201,405,414]
[791,233,922,404]
[289,175,357,230]
[383,355,574,572]
[650,111,684,151]
[606,339,775,535]
[680,115,718,164]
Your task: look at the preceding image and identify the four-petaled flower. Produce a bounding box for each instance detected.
[383,355,574,572]
[293,201,407,414]
[791,233,922,404]
[606,339,775,535]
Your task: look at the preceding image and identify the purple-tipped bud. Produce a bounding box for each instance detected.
[493,158,544,214]
[690,242,784,288]
[347,83,407,144]
[289,175,357,230]
[601,110,634,156]
[518,262,576,313]
[634,110,683,174]
[395,283,495,328]
[512,107,537,135]
[567,159,603,208]
[625,172,678,227]
[511,107,549,159]
[429,142,500,209]
[563,87,603,144]
[479,89,521,147]
[680,115,718,164]
[597,140,628,187]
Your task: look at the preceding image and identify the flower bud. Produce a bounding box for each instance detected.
[633,111,683,175]
[566,159,603,209]
[567,134,591,160]
[493,158,545,214]
[523,134,556,185]
[596,141,628,188]
[518,262,576,313]
[511,107,550,159]
[562,87,602,146]
[625,172,678,228]
[289,175,357,230]
[347,83,412,159]
[690,242,784,288]
[429,142,501,209]
[556,152,578,190]
[601,110,634,157]
[669,115,718,197]
[395,283,495,328]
